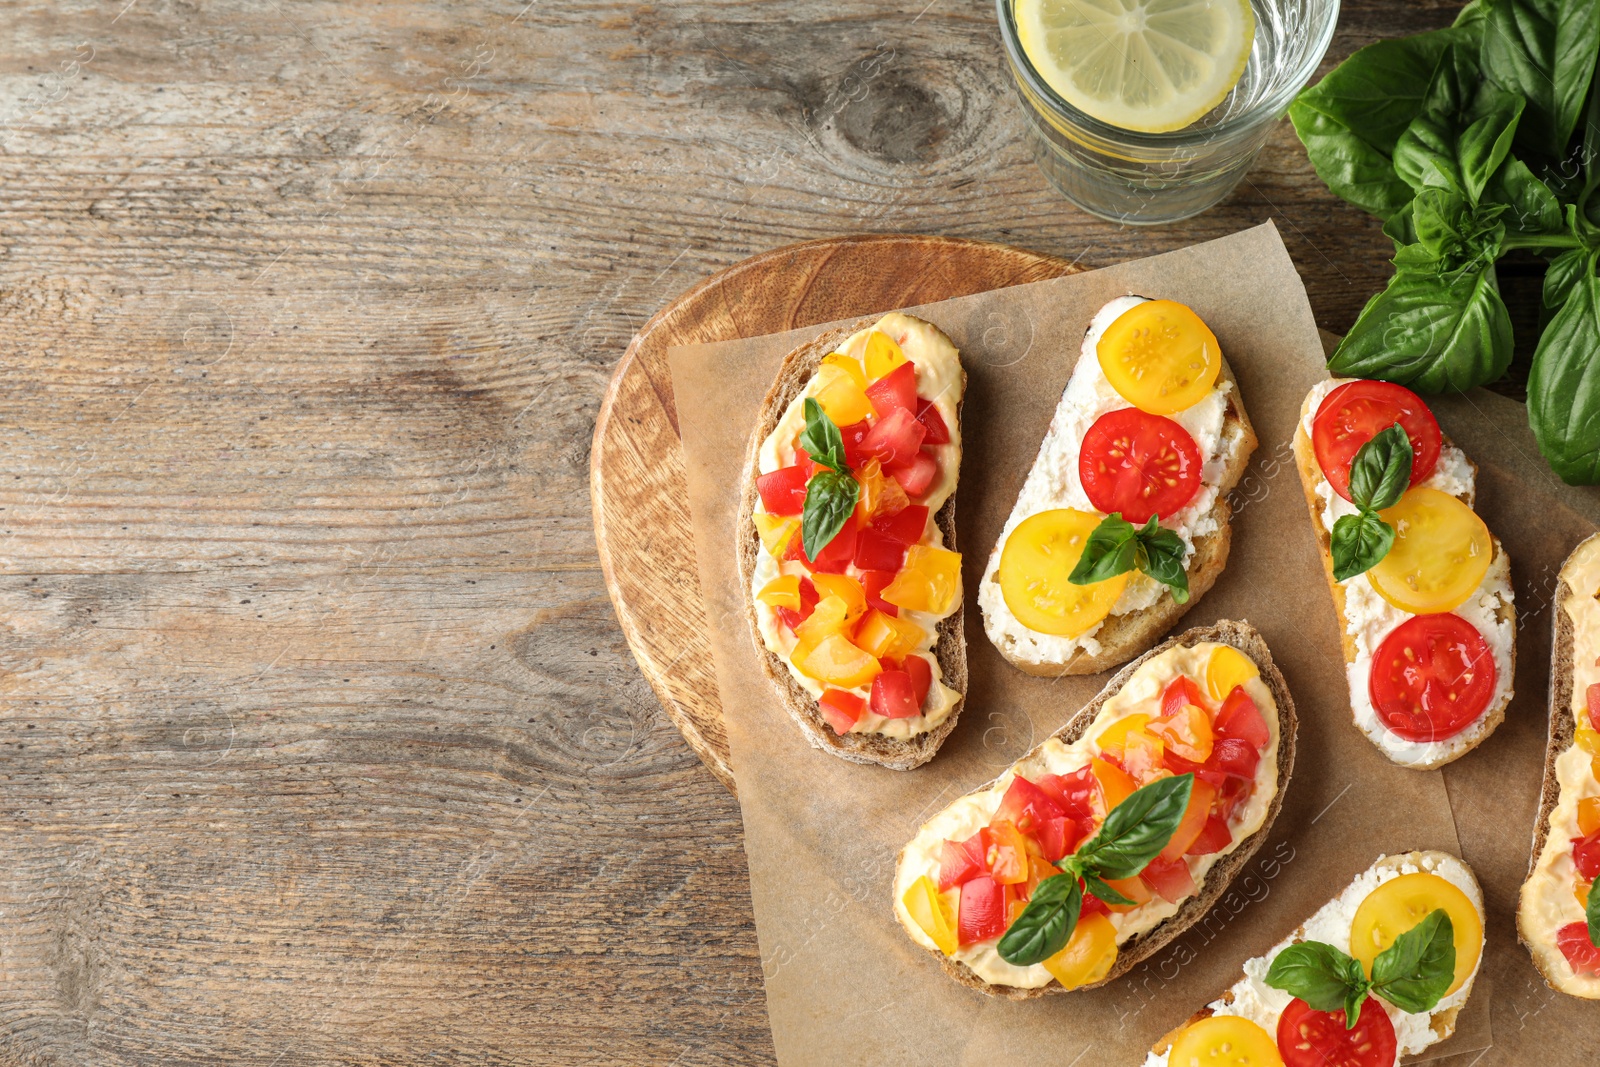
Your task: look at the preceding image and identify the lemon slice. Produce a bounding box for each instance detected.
[1015,0,1255,133]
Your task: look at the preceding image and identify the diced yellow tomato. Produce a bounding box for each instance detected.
[854,608,923,660]
[855,457,909,523]
[1091,757,1137,813]
[821,351,867,390]
[812,574,867,626]
[1349,872,1483,997]
[1158,779,1217,863]
[1152,704,1214,763]
[1095,714,1152,760]
[882,545,962,615]
[1100,874,1153,912]
[1042,912,1118,990]
[757,574,801,611]
[987,820,1030,885]
[997,508,1129,637]
[813,363,875,425]
[1578,714,1600,756]
[1578,880,1594,913]
[798,632,881,689]
[1024,854,1057,899]
[1580,797,1600,838]
[1205,645,1260,703]
[1167,1016,1283,1067]
[864,330,907,380]
[902,875,957,956]
[796,595,850,645]
[753,512,799,556]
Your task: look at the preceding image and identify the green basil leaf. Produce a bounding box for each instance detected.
[1371,909,1456,1015]
[1297,28,1474,154]
[997,873,1082,967]
[800,469,859,558]
[1384,199,1419,249]
[1289,101,1415,219]
[1327,264,1513,394]
[798,398,846,472]
[1068,512,1140,587]
[1082,873,1135,908]
[1265,941,1369,1015]
[1544,248,1592,310]
[1135,517,1190,605]
[1078,774,1193,881]
[1489,157,1564,235]
[1331,509,1396,582]
[1403,188,1506,276]
[1393,69,1524,204]
[1348,423,1415,511]
[1528,274,1600,484]
[1587,874,1600,946]
[1481,0,1600,159]
[1344,984,1368,1029]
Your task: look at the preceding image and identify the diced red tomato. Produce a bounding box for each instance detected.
[903,655,932,706]
[860,408,926,469]
[786,514,858,573]
[1080,888,1110,919]
[1572,831,1600,881]
[938,833,986,890]
[1215,686,1269,749]
[1276,996,1397,1067]
[860,569,899,617]
[996,776,1068,836]
[755,465,809,515]
[839,419,872,468]
[1035,767,1099,822]
[1588,682,1600,733]
[956,875,1006,945]
[985,821,1030,885]
[1158,779,1216,863]
[774,576,819,631]
[1140,856,1196,903]
[853,528,908,572]
[818,689,864,735]
[865,361,917,415]
[1034,816,1078,863]
[1209,737,1260,780]
[874,504,929,545]
[1186,814,1233,856]
[1215,778,1254,822]
[916,399,950,444]
[1161,676,1210,719]
[870,670,920,719]
[1557,922,1600,976]
[890,451,938,497]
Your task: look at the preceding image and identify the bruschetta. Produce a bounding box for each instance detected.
[739,312,965,769]
[894,621,1294,997]
[1292,379,1515,768]
[978,296,1257,676]
[1148,851,1486,1067]
[1518,532,1600,997]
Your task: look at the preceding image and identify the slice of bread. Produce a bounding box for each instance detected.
[737,315,966,771]
[1149,850,1485,1062]
[981,302,1258,677]
[1290,383,1515,769]
[1517,532,1600,998]
[898,619,1297,999]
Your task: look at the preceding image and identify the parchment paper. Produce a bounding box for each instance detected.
[667,223,1588,1064]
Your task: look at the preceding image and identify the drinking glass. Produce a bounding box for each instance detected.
[997,0,1340,224]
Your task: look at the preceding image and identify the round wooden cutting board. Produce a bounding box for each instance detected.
[590,234,1085,792]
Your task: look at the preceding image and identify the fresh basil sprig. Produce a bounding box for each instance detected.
[1330,423,1413,581]
[997,774,1193,967]
[1266,908,1456,1028]
[797,398,860,558]
[1068,513,1189,604]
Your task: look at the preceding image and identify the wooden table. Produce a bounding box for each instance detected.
[0,2,1500,1063]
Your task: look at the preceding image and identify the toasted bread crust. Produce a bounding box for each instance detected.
[987,360,1258,677]
[900,620,1297,999]
[737,316,967,770]
[1518,533,1595,995]
[1289,387,1513,770]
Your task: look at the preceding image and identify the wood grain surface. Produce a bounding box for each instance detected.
[592,234,1081,792]
[0,1,1536,1064]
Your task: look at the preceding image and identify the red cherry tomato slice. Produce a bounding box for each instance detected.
[1079,408,1203,523]
[1369,613,1496,743]
[1277,996,1397,1067]
[1557,921,1600,975]
[1311,380,1442,502]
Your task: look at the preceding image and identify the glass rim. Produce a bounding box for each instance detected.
[995,0,1341,148]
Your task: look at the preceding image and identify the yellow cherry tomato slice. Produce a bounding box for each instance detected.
[1206,644,1260,703]
[1096,299,1222,415]
[1042,912,1118,989]
[998,508,1129,637]
[1166,1015,1283,1067]
[1349,872,1482,997]
[1368,487,1492,613]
